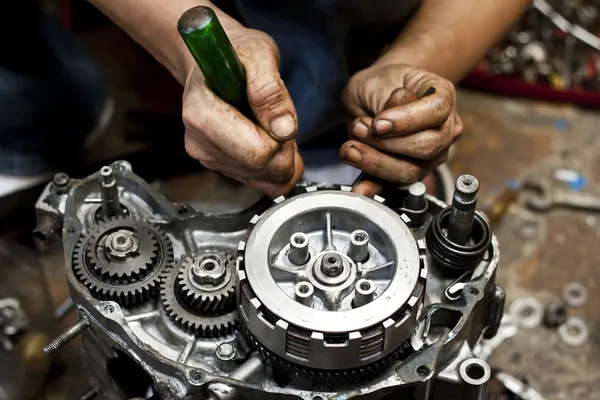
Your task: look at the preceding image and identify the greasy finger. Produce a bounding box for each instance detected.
[237,36,298,141]
[362,128,453,160]
[384,87,418,108]
[351,180,382,197]
[351,117,373,140]
[341,140,448,184]
[183,81,281,171]
[372,87,454,136]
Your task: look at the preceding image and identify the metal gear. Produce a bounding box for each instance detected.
[160,253,237,337]
[177,250,236,312]
[72,217,173,306]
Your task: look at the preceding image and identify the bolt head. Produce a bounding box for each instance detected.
[53,172,70,187]
[216,342,236,360]
[191,254,227,285]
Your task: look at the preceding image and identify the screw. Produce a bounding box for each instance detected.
[44,317,90,355]
[216,342,236,361]
[447,175,479,245]
[53,172,70,188]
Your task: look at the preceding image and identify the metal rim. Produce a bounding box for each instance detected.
[242,190,421,333]
[459,358,491,385]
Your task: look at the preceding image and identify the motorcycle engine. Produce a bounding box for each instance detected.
[35,161,503,400]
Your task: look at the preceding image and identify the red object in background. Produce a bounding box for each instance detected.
[460,69,600,110]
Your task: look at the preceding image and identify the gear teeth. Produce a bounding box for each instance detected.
[71,217,173,307]
[160,253,237,337]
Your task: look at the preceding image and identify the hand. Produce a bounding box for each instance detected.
[341,64,463,197]
[182,27,304,197]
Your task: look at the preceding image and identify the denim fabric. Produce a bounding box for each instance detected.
[235,0,420,175]
[0,4,107,174]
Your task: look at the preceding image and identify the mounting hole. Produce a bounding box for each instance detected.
[470,287,480,295]
[177,204,191,216]
[101,166,111,175]
[464,179,473,186]
[354,232,366,241]
[67,226,76,234]
[416,365,430,377]
[189,369,203,383]
[360,281,371,291]
[313,396,324,400]
[294,235,305,245]
[459,358,490,385]
[116,236,127,244]
[298,284,310,294]
[466,364,485,380]
[327,256,336,264]
[104,305,115,314]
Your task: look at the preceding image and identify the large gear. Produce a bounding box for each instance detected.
[160,251,237,337]
[72,217,173,306]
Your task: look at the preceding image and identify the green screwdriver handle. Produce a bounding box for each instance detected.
[178,6,252,117]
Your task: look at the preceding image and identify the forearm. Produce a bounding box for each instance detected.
[89,0,244,84]
[377,0,531,82]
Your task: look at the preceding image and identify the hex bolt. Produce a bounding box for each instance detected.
[216,342,237,361]
[100,166,122,219]
[52,172,70,191]
[405,182,426,210]
[447,175,479,245]
[289,232,310,265]
[43,317,90,355]
[353,279,376,308]
[294,282,314,306]
[348,230,369,263]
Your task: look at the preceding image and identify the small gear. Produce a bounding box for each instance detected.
[177,250,236,312]
[160,252,237,337]
[72,217,173,306]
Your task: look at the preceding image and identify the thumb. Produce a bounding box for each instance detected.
[238,34,298,142]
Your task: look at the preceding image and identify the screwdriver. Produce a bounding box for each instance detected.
[177,6,252,117]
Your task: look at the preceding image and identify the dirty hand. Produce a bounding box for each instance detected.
[182,27,304,197]
[341,64,463,197]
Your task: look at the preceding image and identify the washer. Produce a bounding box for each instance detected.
[509,297,543,330]
[558,317,589,347]
[562,282,588,308]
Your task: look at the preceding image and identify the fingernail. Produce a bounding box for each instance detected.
[353,121,369,139]
[270,114,297,139]
[344,145,363,164]
[374,119,393,134]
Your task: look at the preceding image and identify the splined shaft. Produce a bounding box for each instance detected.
[100,166,121,218]
[447,175,479,245]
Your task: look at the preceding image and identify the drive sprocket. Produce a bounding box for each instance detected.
[72,217,173,306]
[160,251,237,337]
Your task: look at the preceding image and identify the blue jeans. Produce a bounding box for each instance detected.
[0,4,107,174]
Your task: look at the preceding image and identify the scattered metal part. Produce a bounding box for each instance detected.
[43,316,90,355]
[485,0,600,91]
[482,184,520,228]
[558,316,589,347]
[34,164,502,399]
[402,182,429,226]
[54,297,75,320]
[509,297,544,330]
[523,173,600,211]
[33,214,61,249]
[543,300,568,328]
[474,315,518,361]
[0,298,29,352]
[562,281,588,307]
[496,372,546,400]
